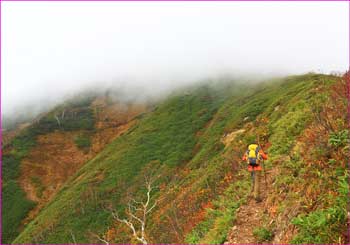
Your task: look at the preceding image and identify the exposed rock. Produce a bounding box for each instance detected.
[221,129,246,147]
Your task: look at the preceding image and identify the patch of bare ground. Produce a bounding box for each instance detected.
[226,163,300,244]
[226,168,277,244]
[19,99,148,225]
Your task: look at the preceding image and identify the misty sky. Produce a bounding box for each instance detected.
[2,1,349,117]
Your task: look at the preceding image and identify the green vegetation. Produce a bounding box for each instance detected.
[291,172,348,244]
[328,129,349,148]
[14,85,231,243]
[2,181,36,243]
[33,106,95,133]
[74,134,92,151]
[2,130,38,243]
[185,177,250,244]
[30,176,45,198]
[2,95,97,244]
[253,226,273,242]
[267,74,348,244]
[5,74,347,244]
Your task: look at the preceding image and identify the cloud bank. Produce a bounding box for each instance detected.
[2,1,348,118]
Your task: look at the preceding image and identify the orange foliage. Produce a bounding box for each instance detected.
[105,227,118,241]
[20,99,148,227]
[224,172,233,183]
[268,205,278,218]
[299,73,349,168]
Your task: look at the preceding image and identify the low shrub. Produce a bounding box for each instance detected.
[253,227,273,242]
[328,129,349,148]
[31,176,45,198]
[74,134,92,151]
[291,172,348,244]
[2,181,36,243]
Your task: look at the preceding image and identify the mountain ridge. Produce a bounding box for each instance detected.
[3,73,348,244]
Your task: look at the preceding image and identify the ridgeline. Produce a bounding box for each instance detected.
[3,73,348,244]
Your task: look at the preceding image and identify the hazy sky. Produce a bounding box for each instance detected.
[2,1,349,117]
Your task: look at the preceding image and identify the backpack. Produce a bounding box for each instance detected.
[247,144,260,166]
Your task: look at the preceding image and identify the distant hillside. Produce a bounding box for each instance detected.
[3,73,348,244]
[2,94,148,243]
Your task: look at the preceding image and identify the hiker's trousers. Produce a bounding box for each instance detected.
[251,171,261,199]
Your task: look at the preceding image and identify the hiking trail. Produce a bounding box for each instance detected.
[226,168,276,244]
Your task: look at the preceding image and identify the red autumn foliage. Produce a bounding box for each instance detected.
[299,72,349,167]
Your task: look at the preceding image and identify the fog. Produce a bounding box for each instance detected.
[2,1,348,123]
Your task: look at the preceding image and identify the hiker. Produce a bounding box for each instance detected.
[242,143,268,202]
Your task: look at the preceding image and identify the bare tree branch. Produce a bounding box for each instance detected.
[54,114,61,127]
[90,232,110,245]
[146,199,159,215]
[112,176,160,244]
[70,230,77,245]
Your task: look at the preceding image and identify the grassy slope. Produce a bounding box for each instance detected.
[185,74,348,244]
[13,74,348,244]
[2,97,96,243]
[182,74,323,243]
[13,84,231,243]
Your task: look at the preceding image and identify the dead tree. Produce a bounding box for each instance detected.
[89,231,110,245]
[54,114,61,127]
[112,178,159,244]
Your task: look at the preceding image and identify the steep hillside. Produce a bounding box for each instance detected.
[5,74,348,244]
[2,94,148,243]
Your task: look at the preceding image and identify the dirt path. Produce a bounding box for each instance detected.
[226,169,275,244]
